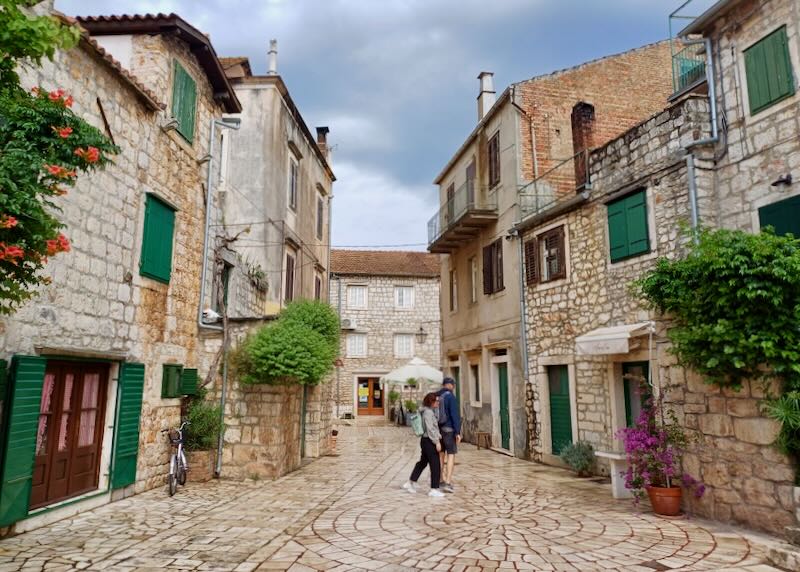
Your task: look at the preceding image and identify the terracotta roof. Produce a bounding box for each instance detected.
[56,14,163,111]
[76,13,242,113]
[331,250,440,278]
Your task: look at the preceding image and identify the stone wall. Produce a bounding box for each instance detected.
[328,272,440,418]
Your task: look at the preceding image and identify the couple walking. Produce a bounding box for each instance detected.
[402,377,461,497]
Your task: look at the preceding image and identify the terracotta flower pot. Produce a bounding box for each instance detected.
[646,485,682,516]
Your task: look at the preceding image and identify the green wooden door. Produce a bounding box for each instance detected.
[498,364,510,450]
[759,195,800,237]
[548,365,572,455]
[0,355,46,526]
[111,363,145,489]
[623,362,650,427]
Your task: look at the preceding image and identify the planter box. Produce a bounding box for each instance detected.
[186,450,215,482]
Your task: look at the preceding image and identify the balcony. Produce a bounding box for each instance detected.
[427,180,498,253]
[519,149,590,221]
[672,44,707,95]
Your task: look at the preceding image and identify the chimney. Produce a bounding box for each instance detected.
[316,126,330,159]
[267,39,278,75]
[477,71,496,121]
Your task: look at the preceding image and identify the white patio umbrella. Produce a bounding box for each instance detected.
[381,356,443,389]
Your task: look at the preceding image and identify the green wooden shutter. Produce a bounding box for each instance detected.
[624,191,649,257]
[745,27,795,115]
[759,195,800,237]
[161,365,183,399]
[607,197,629,262]
[171,62,197,143]
[140,194,176,283]
[0,356,46,526]
[111,362,145,490]
[180,368,198,396]
[0,359,7,405]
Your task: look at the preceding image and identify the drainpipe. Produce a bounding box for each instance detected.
[335,274,342,419]
[681,37,720,239]
[513,230,530,384]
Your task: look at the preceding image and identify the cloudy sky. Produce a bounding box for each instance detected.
[56,0,699,250]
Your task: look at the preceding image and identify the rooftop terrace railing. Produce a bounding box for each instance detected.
[427,180,497,246]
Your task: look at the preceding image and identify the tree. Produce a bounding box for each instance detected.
[0,0,118,313]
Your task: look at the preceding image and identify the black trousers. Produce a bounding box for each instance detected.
[409,437,441,488]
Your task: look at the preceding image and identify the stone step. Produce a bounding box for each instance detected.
[767,542,800,571]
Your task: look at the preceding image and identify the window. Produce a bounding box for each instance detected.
[394,334,414,358]
[488,131,500,188]
[171,61,197,143]
[623,362,651,428]
[316,195,324,239]
[161,364,183,398]
[449,268,458,312]
[469,257,478,303]
[395,286,414,309]
[140,194,176,283]
[284,251,295,303]
[482,239,504,294]
[524,226,566,284]
[315,274,323,300]
[607,189,649,263]
[347,333,367,357]
[288,158,298,211]
[347,285,367,308]
[745,26,795,115]
[759,195,800,237]
[470,363,480,403]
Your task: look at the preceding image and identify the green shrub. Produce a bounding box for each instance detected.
[240,320,335,386]
[388,389,400,404]
[279,299,339,348]
[559,441,595,477]
[184,398,223,451]
[404,399,418,413]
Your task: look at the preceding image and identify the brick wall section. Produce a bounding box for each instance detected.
[515,41,676,193]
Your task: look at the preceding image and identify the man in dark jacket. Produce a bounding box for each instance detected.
[437,377,461,493]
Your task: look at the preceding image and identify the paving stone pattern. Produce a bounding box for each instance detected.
[0,423,784,571]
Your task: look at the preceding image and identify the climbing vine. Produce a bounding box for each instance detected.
[636,228,800,480]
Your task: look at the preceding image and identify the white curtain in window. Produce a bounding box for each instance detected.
[347,285,367,308]
[394,286,414,308]
[394,334,414,358]
[347,333,367,357]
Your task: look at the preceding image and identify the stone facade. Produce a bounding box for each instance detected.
[328,251,441,418]
[519,0,800,533]
[430,41,675,458]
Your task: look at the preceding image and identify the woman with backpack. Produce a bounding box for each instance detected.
[402,392,444,497]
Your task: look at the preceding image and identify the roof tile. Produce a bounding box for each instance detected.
[331,250,440,278]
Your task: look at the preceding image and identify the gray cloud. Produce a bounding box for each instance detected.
[56,0,675,248]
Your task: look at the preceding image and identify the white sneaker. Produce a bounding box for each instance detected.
[428,489,445,497]
[402,481,417,493]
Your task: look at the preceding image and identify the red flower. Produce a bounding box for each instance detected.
[0,244,25,264]
[44,164,76,179]
[86,146,100,163]
[64,95,74,108]
[54,126,73,138]
[49,89,65,102]
[46,234,70,256]
[0,215,18,229]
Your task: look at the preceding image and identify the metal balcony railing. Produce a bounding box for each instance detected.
[672,44,706,94]
[519,149,590,220]
[427,180,497,246]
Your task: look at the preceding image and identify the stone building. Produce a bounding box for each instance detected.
[0,11,247,532]
[328,250,441,418]
[427,41,675,458]
[517,0,800,534]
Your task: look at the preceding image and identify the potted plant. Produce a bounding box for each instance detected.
[388,389,400,422]
[183,392,224,482]
[616,396,704,515]
[403,399,418,426]
[559,441,595,477]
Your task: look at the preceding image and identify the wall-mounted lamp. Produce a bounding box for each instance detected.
[415,326,428,345]
[771,173,793,187]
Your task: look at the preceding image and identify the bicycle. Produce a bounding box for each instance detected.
[162,421,189,496]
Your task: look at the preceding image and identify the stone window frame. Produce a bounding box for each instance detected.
[734,19,800,124]
[346,284,368,309]
[346,333,368,358]
[393,333,415,359]
[524,218,571,292]
[394,285,415,310]
[536,355,578,459]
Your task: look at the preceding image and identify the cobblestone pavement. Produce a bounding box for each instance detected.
[0,421,788,571]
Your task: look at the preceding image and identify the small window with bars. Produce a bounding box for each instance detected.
[524,226,567,285]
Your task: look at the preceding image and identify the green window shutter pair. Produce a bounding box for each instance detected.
[607,190,650,263]
[140,194,176,283]
[758,195,800,237]
[745,26,795,115]
[111,362,146,490]
[171,61,198,143]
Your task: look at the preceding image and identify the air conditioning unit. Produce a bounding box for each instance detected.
[341,317,357,330]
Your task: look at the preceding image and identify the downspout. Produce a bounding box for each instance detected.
[326,194,333,301]
[335,274,342,419]
[682,36,720,239]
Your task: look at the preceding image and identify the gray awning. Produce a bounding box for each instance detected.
[575,322,654,355]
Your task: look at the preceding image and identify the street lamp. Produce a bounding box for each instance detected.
[415,326,427,345]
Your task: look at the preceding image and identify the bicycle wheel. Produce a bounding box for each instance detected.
[168,473,177,496]
[177,463,187,486]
